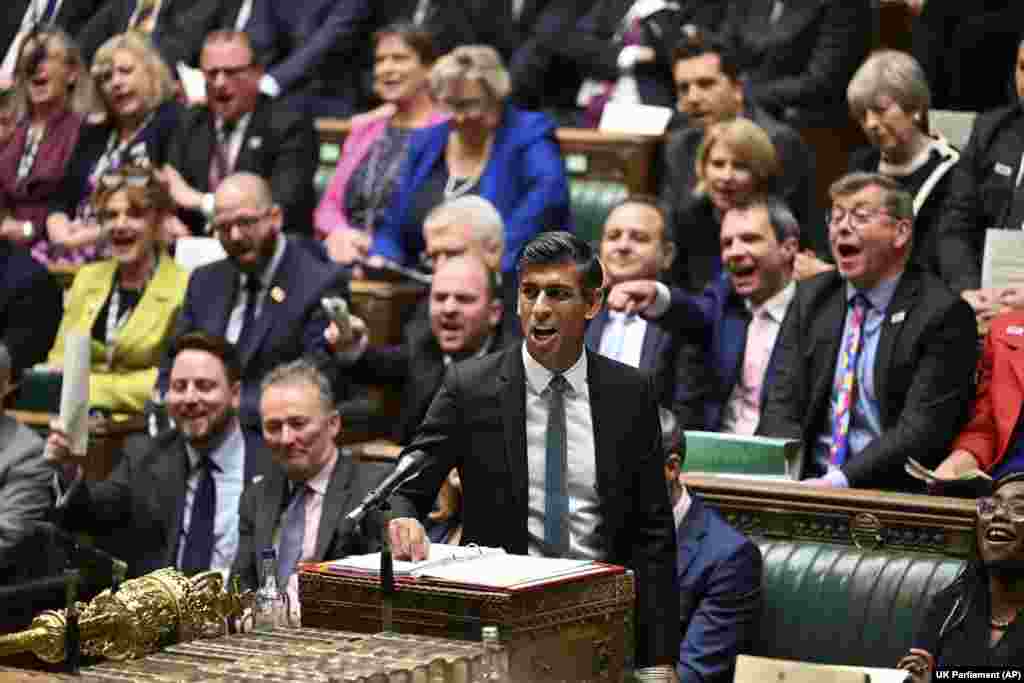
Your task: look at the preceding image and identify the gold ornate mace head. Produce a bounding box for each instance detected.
[0,567,253,664]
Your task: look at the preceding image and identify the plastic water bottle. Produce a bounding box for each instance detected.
[253,547,287,631]
[478,625,509,682]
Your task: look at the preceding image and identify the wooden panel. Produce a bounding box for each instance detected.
[11,411,145,481]
[556,128,661,195]
[348,280,427,347]
[683,473,977,558]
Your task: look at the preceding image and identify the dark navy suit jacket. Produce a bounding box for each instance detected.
[158,238,348,430]
[667,275,784,432]
[675,495,762,683]
[0,242,62,375]
[585,305,686,409]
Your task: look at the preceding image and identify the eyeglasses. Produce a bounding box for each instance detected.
[202,64,254,81]
[977,496,1024,522]
[99,170,153,191]
[826,205,892,231]
[212,210,269,235]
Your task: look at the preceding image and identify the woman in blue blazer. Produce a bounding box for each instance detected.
[369,44,571,279]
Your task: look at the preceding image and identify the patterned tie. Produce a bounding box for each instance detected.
[207,121,235,192]
[180,456,217,575]
[544,374,570,556]
[131,0,158,32]
[277,484,309,588]
[828,294,869,467]
[41,0,59,22]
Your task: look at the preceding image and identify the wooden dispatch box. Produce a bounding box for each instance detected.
[299,566,635,683]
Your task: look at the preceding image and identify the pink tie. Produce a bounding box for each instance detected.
[829,295,869,467]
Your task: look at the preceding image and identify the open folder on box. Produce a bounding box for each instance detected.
[313,545,622,592]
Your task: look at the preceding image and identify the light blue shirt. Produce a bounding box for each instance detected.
[815,273,903,486]
[177,425,246,572]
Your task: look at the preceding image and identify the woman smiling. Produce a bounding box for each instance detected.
[44,164,188,414]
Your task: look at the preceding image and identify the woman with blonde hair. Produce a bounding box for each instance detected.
[44,163,188,414]
[0,29,96,251]
[671,117,780,291]
[368,44,569,282]
[42,31,180,265]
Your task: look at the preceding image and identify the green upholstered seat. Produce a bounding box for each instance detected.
[755,541,964,667]
[314,142,342,199]
[569,179,628,245]
[683,431,803,479]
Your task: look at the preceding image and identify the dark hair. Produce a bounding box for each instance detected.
[604,194,675,244]
[672,26,741,82]
[517,231,604,300]
[829,171,914,221]
[994,472,1024,494]
[373,22,440,66]
[730,195,800,244]
[169,331,241,384]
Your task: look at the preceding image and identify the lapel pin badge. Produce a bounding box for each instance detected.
[270,286,285,303]
[995,162,1013,177]
[890,311,906,324]
[249,136,262,149]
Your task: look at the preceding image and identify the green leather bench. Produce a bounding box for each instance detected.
[754,540,964,668]
[682,431,803,479]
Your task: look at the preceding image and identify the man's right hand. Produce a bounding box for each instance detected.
[324,314,367,354]
[156,164,202,212]
[388,517,430,561]
[44,421,83,481]
[606,280,659,315]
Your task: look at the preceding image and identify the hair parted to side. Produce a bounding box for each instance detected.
[518,231,604,301]
[732,195,801,244]
[847,50,930,130]
[261,358,336,414]
[696,118,780,193]
[829,171,914,221]
[425,195,506,254]
[14,28,98,117]
[170,331,242,384]
[373,22,441,66]
[429,45,510,103]
[92,32,175,115]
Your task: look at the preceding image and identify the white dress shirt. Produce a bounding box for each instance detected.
[597,311,647,368]
[178,424,247,572]
[522,345,603,560]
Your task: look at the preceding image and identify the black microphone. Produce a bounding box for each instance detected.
[37,521,128,591]
[346,450,429,523]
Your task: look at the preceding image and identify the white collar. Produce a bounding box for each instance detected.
[672,483,692,529]
[746,280,795,323]
[522,344,588,397]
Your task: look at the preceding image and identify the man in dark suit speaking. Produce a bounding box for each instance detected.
[388,232,679,675]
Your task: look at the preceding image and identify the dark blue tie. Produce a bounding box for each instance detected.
[277,484,308,588]
[41,0,58,22]
[180,456,217,575]
[544,374,569,556]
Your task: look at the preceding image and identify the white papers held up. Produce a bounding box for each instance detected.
[599,102,673,135]
[59,333,91,456]
[981,228,1024,290]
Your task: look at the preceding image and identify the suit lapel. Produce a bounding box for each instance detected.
[873,273,920,419]
[675,496,708,579]
[638,320,663,372]
[499,347,529,517]
[808,283,847,422]
[585,351,620,508]
[233,104,266,173]
[585,309,608,352]
[314,455,357,560]
[156,436,191,566]
[255,467,287,560]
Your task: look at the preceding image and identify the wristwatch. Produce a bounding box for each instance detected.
[21,221,33,240]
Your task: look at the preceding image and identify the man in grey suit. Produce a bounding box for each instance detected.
[0,343,52,573]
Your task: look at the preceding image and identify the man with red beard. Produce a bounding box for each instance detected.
[757,172,977,491]
[157,173,347,442]
[329,253,509,451]
[602,196,799,433]
[45,332,271,578]
[158,30,316,237]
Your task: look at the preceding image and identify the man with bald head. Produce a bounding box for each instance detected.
[331,253,511,449]
[159,172,348,436]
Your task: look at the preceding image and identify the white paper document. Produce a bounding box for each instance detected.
[175,237,227,271]
[981,228,1024,290]
[176,62,206,104]
[599,102,673,135]
[59,333,91,456]
[327,543,506,577]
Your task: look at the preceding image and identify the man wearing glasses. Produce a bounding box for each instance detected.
[159,30,316,237]
[158,172,347,441]
[757,172,978,491]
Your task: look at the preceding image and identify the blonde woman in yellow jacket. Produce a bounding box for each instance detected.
[46,165,188,414]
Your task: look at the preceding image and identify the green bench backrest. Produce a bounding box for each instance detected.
[755,540,964,667]
[682,431,802,478]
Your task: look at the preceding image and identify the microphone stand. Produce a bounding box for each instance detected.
[64,569,81,675]
[378,499,395,634]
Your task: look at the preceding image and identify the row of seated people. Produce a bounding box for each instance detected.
[2,0,887,126]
